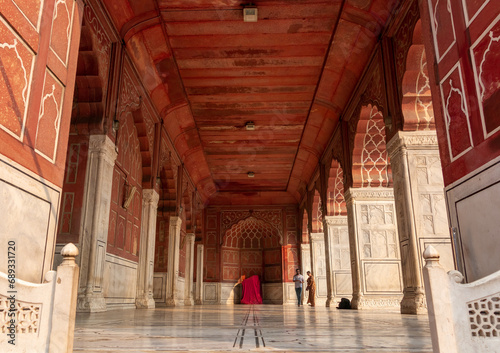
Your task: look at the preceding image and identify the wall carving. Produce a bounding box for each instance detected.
[0,295,41,334]
[467,293,500,337]
[393,0,420,90]
[220,209,283,244]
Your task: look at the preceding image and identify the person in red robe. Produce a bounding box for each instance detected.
[306,271,316,307]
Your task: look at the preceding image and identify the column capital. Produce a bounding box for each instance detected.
[345,187,394,203]
[324,215,348,226]
[386,131,439,156]
[301,243,310,250]
[186,233,196,241]
[169,215,182,227]
[142,189,159,206]
[89,134,117,165]
[310,232,324,242]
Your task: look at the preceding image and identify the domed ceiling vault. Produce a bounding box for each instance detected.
[101,0,399,205]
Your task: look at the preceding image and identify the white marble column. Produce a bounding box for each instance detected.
[136,189,159,309]
[77,135,117,312]
[321,220,334,307]
[387,131,454,314]
[166,216,182,306]
[309,233,328,306]
[300,243,310,304]
[324,216,352,304]
[195,244,204,305]
[184,233,195,306]
[345,188,403,309]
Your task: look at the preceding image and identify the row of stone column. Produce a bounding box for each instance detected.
[76,135,204,312]
[305,131,454,313]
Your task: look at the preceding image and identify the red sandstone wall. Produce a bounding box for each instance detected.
[420,0,500,186]
[0,0,83,187]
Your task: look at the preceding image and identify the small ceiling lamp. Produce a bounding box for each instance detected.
[247,172,255,178]
[243,5,258,22]
[245,121,255,130]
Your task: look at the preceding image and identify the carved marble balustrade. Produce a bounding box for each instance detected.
[423,245,500,353]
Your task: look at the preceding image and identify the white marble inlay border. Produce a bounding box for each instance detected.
[439,62,474,162]
[427,0,457,63]
[0,16,36,142]
[469,13,500,139]
[35,69,65,163]
[49,0,75,67]
[461,0,491,26]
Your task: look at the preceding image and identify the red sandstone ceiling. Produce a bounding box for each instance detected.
[101,0,399,204]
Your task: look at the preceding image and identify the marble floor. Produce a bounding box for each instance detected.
[74,305,433,352]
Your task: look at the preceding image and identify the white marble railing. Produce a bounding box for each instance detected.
[0,243,79,352]
[423,245,500,353]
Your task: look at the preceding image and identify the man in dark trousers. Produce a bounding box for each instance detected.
[293,268,304,307]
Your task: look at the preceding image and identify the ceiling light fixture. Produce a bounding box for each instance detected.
[243,5,258,22]
[245,121,255,130]
[247,172,255,178]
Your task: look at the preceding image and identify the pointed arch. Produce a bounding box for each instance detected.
[327,159,346,216]
[301,209,309,244]
[352,104,392,188]
[311,189,323,233]
[401,20,435,131]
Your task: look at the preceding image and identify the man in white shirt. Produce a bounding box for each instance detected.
[293,268,304,307]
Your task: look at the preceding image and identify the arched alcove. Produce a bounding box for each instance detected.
[221,217,282,283]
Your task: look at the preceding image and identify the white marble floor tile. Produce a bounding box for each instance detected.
[74,305,432,352]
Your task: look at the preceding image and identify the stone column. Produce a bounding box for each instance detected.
[195,244,204,304]
[136,189,159,309]
[184,233,196,306]
[166,216,182,306]
[321,221,334,307]
[309,233,328,306]
[387,131,454,314]
[300,243,311,304]
[345,188,404,309]
[324,216,352,303]
[77,135,117,312]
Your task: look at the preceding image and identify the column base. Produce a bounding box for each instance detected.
[195,299,203,305]
[400,288,427,314]
[352,293,402,310]
[166,297,180,307]
[184,297,194,306]
[135,297,156,309]
[325,297,333,307]
[77,293,107,312]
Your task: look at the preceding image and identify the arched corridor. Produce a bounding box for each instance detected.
[1,0,500,352]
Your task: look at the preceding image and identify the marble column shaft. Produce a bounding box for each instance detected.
[321,220,334,307]
[136,189,159,309]
[324,216,352,301]
[300,243,310,304]
[387,131,453,314]
[345,187,403,309]
[309,233,327,305]
[77,135,117,312]
[195,244,204,305]
[166,216,182,306]
[184,233,195,306]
